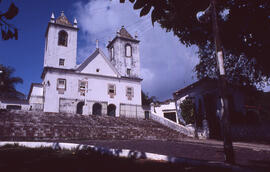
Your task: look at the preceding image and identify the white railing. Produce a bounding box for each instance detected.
[150,113,194,137]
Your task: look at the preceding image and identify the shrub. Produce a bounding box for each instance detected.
[180,98,195,125]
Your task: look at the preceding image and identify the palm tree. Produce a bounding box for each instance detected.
[0,64,24,99]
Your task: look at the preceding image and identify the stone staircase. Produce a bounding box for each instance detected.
[0,110,188,141]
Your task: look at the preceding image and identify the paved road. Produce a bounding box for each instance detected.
[68,139,270,170]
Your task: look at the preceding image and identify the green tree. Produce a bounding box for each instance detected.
[0,64,24,99]
[0,1,19,40]
[120,0,270,85]
[141,91,157,106]
[179,98,195,125]
[195,42,269,89]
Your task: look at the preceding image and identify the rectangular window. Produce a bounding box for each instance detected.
[78,80,88,96]
[126,87,134,100]
[164,112,177,122]
[57,78,66,90]
[108,84,116,95]
[111,47,114,60]
[59,59,65,66]
[127,68,131,76]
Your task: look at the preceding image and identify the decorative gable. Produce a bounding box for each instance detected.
[77,49,120,77]
[56,11,72,26]
[119,26,134,40]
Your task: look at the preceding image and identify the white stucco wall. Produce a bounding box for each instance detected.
[109,38,140,78]
[28,85,44,111]
[30,85,44,97]
[80,53,118,77]
[0,102,29,110]
[151,102,178,123]
[43,71,142,117]
[44,23,77,69]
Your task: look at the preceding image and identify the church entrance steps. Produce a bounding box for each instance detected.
[0,110,188,141]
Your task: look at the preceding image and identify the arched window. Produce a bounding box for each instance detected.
[58,30,68,46]
[125,44,132,57]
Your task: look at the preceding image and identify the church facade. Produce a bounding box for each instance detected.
[28,12,144,118]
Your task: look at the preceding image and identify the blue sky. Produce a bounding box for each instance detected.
[0,0,89,96]
[0,0,201,101]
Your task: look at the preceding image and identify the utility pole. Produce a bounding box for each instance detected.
[211,0,234,164]
[197,0,235,164]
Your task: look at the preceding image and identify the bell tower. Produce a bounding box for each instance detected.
[44,12,78,69]
[107,26,141,78]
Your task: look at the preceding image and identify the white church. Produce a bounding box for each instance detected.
[27,12,144,118]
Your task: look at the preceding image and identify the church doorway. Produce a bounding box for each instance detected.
[107,104,116,117]
[76,101,84,114]
[92,103,102,115]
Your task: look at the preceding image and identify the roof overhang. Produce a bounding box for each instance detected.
[41,67,142,82]
[107,36,140,48]
[173,78,217,98]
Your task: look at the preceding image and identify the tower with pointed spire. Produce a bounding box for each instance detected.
[107,26,141,78]
[28,17,144,117]
[44,11,78,69]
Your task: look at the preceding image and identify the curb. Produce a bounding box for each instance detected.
[180,138,270,152]
[0,141,253,172]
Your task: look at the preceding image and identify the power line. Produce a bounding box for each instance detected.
[94,18,147,42]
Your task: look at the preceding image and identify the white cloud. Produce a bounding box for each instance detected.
[263,85,270,92]
[74,0,199,100]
